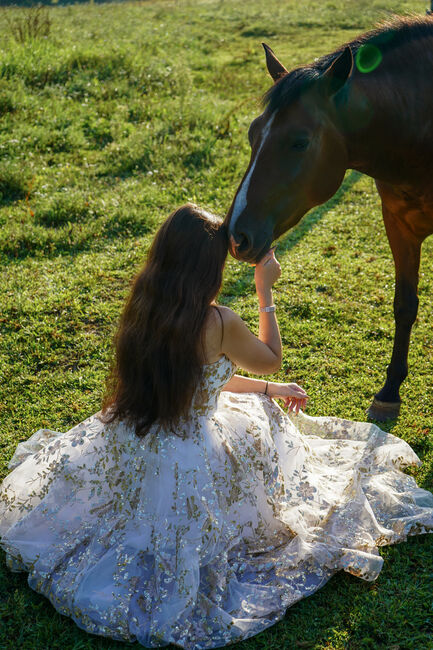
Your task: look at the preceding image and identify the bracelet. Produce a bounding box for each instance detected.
[259,305,276,313]
[264,381,268,395]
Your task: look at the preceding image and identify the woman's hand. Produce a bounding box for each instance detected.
[268,382,308,414]
[254,248,281,296]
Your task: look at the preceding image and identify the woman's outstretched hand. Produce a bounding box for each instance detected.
[268,382,308,414]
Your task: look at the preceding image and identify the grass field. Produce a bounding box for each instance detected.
[0,0,432,648]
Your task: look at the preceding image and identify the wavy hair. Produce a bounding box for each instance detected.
[101,204,228,436]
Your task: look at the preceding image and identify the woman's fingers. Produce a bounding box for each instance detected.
[284,396,308,413]
[284,397,294,410]
[281,392,309,414]
[257,247,275,267]
[254,248,281,287]
[287,398,298,412]
[263,246,278,266]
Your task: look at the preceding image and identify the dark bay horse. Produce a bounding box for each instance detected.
[225,15,433,420]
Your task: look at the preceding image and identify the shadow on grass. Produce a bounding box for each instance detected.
[0,208,153,265]
[0,173,29,206]
[277,169,362,254]
[222,170,362,303]
[367,415,399,433]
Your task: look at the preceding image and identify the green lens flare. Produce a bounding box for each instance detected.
[355,44,383,74]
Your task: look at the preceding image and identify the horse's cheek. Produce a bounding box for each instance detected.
[308,138,347,206]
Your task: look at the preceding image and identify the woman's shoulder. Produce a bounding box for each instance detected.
[213,305,240,325]
[214,305,246,335]
[212,305,249,341]
[203,305,239,363]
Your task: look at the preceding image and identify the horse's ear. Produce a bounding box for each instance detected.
[262,43,288,83]
[320,46,353,96]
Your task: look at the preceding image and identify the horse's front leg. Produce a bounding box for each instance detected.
[368,196,422,421]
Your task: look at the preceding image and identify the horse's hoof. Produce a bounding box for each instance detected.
[367,398,401,421]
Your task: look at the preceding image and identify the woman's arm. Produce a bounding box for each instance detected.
[222,375,308,413]
[218,248,308,412]
[256,253,281,366]
[221,374,268,394]
[220,250,282,374]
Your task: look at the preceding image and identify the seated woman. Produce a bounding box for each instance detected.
[1,204,432,649]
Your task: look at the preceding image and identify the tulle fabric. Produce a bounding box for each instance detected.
[1,355,432,649]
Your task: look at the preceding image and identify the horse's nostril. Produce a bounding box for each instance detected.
[236,231,252,254]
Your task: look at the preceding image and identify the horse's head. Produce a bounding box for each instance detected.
[226,44,354,262]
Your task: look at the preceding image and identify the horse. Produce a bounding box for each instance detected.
[224,15,433,421]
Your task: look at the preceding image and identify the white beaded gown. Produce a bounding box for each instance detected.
[1,354,433,649]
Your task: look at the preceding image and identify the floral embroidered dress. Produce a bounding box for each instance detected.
[1,354,433,649]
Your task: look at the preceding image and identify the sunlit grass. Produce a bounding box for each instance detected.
[0,1,432,648]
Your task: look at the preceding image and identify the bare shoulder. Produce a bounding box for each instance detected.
[215,305,242,327]
[204,305,247,353]
[202,305,228,362]
[204,306,245,359]
[217,307,249,339]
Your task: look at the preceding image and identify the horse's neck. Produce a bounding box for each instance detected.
[336,43,433,186]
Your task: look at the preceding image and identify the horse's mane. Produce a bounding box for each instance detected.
[263,15,433,113]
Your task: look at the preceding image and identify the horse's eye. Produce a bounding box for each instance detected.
[291,138,310,151]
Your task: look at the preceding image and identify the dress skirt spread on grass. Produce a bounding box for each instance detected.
[1,355,433,649]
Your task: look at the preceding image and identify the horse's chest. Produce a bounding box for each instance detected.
[378,181,433,240]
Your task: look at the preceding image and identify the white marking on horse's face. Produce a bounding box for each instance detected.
[229,112,276,234]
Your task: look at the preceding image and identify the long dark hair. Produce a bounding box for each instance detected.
[101,204,228,436]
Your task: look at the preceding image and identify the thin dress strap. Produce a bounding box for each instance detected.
[213,305,224,347]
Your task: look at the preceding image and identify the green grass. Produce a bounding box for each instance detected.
[0,0,432,648]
